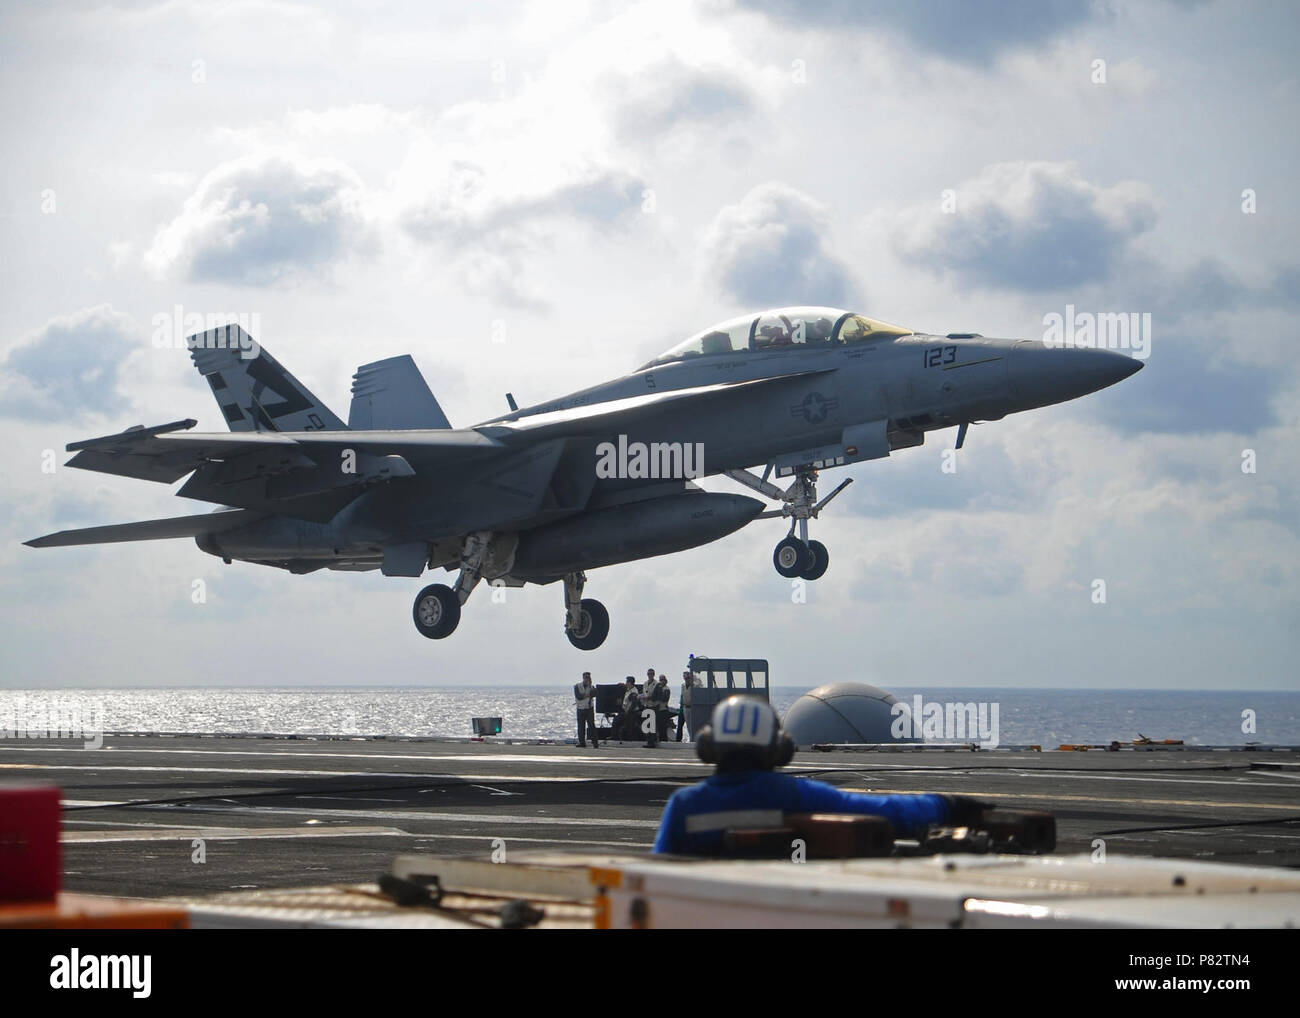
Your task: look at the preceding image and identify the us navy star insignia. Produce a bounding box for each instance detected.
[790,392,839,424]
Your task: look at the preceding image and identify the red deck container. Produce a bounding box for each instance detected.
[0,784,61,901]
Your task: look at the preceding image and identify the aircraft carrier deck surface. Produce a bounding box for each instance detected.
[2,733,1296,901]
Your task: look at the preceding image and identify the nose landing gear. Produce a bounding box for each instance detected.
[774,536,829,580]
[413,583,460,638]
[727,466,851,582]
[773,535,809,577]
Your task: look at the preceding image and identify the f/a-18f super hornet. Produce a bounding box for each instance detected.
[27,307,1141,649]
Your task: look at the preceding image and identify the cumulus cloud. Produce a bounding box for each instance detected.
[566,2,773,147]
[888,161,1158,292]
[599,55,757,142]
[1110,338,1275,435]
[1059,256,1300,434]
[138,8,767,309]
[401,157,644,245]
[848,512,1026,601]
[395,153,645,310]
[733,0,1097,64]
[143,153,373,285]
[699,182,855,306]
[0,305,138,421]
[1146,258,1300,317]
[839,412,1299,619]
[843,436,1054,518]
[382,5,773,308]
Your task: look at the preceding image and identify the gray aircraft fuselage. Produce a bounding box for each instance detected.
[497,332,1134,481]
[27,306,1143,648]
[316,329,1138,563]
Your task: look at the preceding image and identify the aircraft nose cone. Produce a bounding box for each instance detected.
[1009,342,1143,410]
[1070,346,1143,395]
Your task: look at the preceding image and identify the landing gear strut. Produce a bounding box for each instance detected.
[563,571,609,651]
[727,465,851,582]
[412,531,495,640]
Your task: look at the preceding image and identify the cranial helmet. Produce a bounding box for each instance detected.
[696,696,795,771]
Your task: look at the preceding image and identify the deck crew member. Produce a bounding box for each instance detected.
[574,672,599,749]
[652,697,984,855]
[652,676,672,742]
[676,670,697,742]
[640,675,664,749]
[617,677,641,741]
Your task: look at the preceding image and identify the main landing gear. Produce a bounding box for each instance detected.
[726,465,852,582]
[412,534,610,650]
[413,531,492,641]
[563,570,609,651]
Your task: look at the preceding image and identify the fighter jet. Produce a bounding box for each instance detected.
[26,307,1142,649]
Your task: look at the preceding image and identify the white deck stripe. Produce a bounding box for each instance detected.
[0,763,677,784]
[0,745,728,768]
[58,819,651,849]
[63,825,403,843]
[144,803,663,828]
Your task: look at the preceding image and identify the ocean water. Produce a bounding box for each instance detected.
[1,686,1297,746]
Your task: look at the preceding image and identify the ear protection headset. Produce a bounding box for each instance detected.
[696,696,794,770]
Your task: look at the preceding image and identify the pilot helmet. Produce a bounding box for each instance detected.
[696,696,794,772]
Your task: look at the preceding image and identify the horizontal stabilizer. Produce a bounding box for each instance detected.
[61,419,503,497]
[66,418,198,452]
[25,509,262,548]
[65,422,307,483]
[349,355,451,431]
[64,419,203,482]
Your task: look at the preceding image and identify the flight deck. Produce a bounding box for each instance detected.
[2,734,1296,906]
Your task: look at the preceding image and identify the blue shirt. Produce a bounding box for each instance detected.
[652,770,949,855]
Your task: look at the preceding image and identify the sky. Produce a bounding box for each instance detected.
[0,0,1296,691]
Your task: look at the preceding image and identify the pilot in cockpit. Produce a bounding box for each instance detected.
[805,317,833,344]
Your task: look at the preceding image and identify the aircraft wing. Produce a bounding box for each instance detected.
[25,508,264,548]
[154,427,502,466]
[477,369,834,441]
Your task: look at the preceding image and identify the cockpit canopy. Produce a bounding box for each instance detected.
[642,306,913,369]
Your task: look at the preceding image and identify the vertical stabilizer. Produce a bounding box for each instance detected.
[348,355,451,430]
[188,324,346,432]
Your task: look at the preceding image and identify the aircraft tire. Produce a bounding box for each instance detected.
[801,540,829,580]
[413,583,461,639]
[567,598,609,651]
[773,537,810,578]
